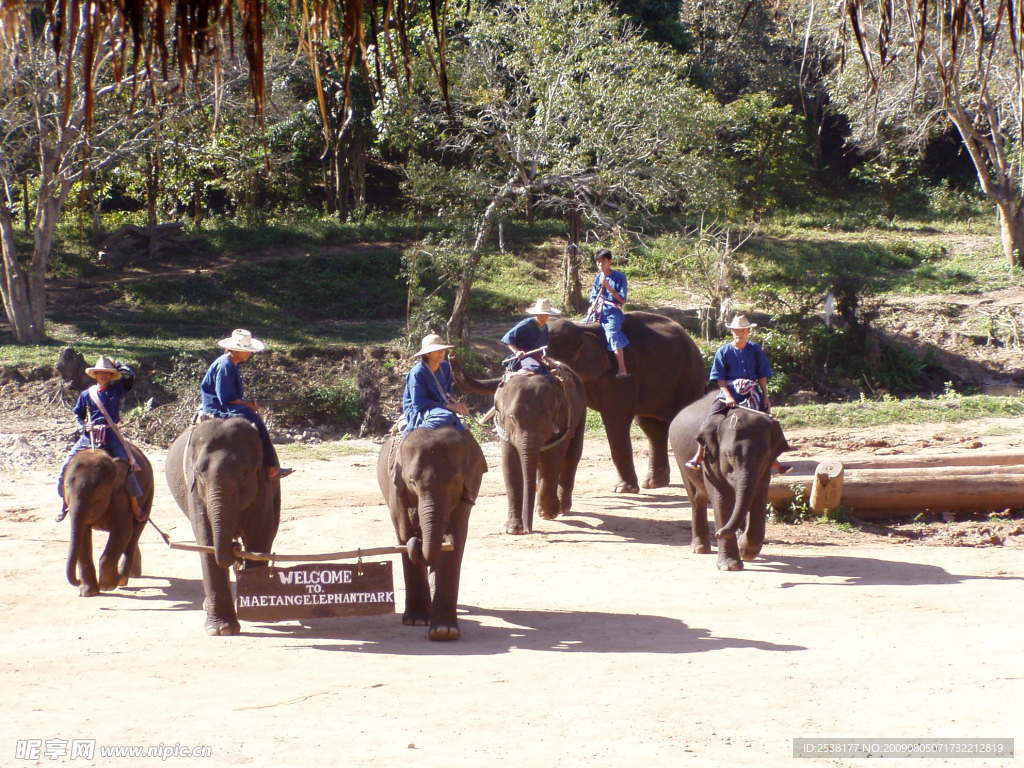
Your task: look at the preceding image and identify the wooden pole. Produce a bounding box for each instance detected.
[809,461,844,514]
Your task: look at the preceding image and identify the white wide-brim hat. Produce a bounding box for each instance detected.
[525,298,561,316]
[413,333,454,357]
[218,329,266,353]
[725,314,757,330]
[85,356,122,380]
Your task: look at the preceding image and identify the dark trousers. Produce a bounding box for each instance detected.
[696,397,734,448]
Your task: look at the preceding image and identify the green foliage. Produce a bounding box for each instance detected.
[768,484,817,524]
[722,93,811,216]
[775,393,1024,430]
[292,380,362,425]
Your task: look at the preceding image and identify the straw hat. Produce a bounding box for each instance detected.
[218,329,266,353]
[85,356,122,380]
[725,314,757,330]
[413,333,454,357]
[525,298,561,316]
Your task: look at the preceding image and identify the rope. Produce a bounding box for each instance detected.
[146,516,452,562]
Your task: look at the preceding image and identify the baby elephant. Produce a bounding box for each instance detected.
[65,445,154,596]
[377,426,487,640]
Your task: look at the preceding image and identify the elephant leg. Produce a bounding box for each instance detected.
[98,522,131,591]
[636,416,671,489]
[710,487,743,571]
[537,446,563,520]
[189,507,239,635]
[78,527,99,597]
[739,481,769,562]
[556,425,585,516]
[684,475,711,554]
[501,442,526,534]
[400,552,431,627]
[118,520,146,586]
[601,411,639,493]
[429,502,470,641]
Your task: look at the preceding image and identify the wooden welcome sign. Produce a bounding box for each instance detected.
[235,561,395,621]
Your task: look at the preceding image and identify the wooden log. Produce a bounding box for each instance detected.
[786,451,1024,474]
[809,461,844,514]
[771,467,1024,518]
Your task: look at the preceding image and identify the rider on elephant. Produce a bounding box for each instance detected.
[685,314,790,474]
[56,356,144,523]
[586,249,630,379]
[200,329,291,480]
[402,334,469,432]
[501,298,561,374]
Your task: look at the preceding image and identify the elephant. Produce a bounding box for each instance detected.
[451,357,586,534]
[166,417,281,636]
[65,444,154,596]
[669,391,791,571]
[377,426,487,640]
[546,311,705,493]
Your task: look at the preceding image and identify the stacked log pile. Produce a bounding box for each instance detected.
[97,222,201,269]
[769,452,1024,519]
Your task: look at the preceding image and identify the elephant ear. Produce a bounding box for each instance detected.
[771,418,791,457]
[570,327,614,380]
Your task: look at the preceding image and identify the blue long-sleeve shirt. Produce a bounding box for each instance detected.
[402,360,457,430]
[201,354,248,416]
[72,365,135,427]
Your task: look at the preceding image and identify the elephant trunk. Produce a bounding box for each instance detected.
[717,474,755,538]
[207,488,236,569]
[518,432,540,531]
[66,505,83,586]
[417,496,446,567]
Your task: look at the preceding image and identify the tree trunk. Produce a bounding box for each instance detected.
[447,185,514,342]
[995,199,1024,269]
[561,208,587,314]
[0,203,37,342]
[146,153,158,228]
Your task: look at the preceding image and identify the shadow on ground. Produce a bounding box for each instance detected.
[749,553,1024,588]
[253,604,806,656]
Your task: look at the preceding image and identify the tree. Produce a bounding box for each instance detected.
[389,0,725,339]
[829,0,1024,267]
[0,7,174,342]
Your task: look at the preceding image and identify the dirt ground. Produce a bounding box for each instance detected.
[1,421,1022,768]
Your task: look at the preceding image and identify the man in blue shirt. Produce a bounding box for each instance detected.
[501,298,560,374]
[587,249,630,378]
[685,314,789,473]
[56,356,144,522]
[402,334,468,432]
[201,329,290,479]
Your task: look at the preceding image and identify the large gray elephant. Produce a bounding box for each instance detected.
[669,391,790,571]
[546,311,705,493]
[166,418,281,635]
[451,357,586,534]
[377,426,486,640]
[65,444,154,596]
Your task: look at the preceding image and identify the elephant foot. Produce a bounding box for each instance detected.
[739,538,763,562]
[79,584,99,597]
[205,619,241,636]
[505,521,527,535]
[117,574,129,587]
[641,473,670,489]
[539,509,558,520]
[429,623,461,641]
[613,482,640,494]
[691,538,711,555]
[402,612,430,626]
[717,556,744,572]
